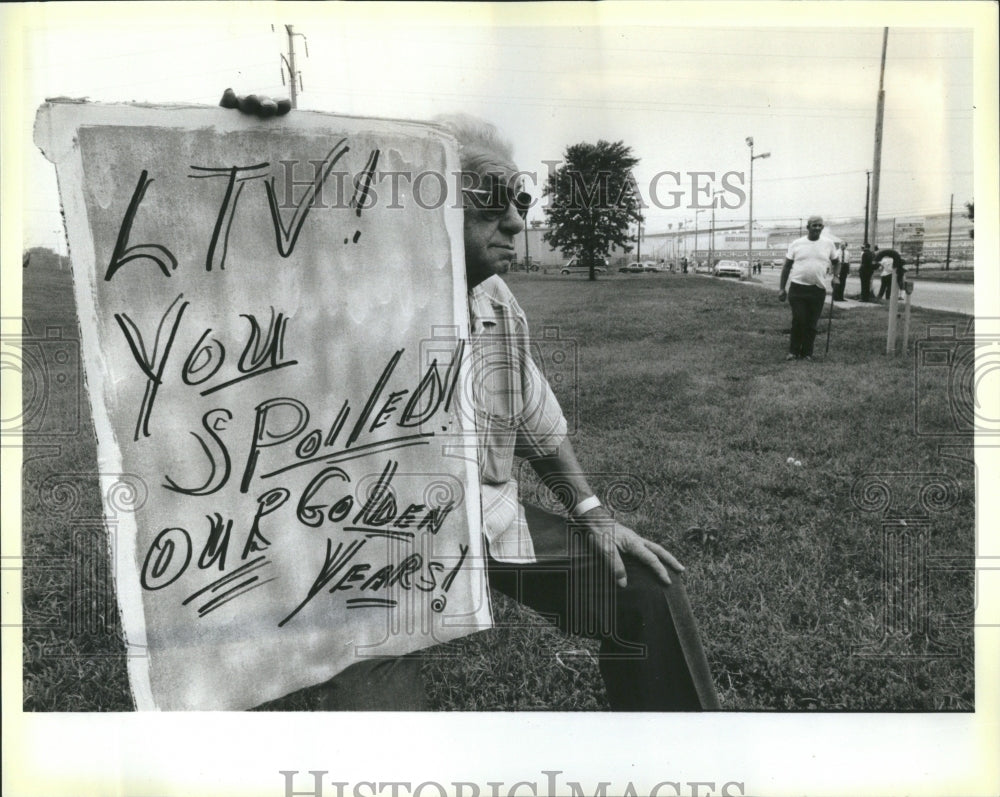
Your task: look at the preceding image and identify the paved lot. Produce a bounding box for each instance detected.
[716,269,974,315]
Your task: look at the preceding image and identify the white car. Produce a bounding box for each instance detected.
[714,259,750,279]
[620,261,654,273]
[561,256,608,275]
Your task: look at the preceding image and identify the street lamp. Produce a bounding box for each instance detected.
[746,136,770,277]
[709,188,724,268]
[694,209,705,262]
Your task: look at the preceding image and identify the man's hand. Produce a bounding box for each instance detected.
[579,507,684,588]
[220,88,291,118]
[778,288,787,302]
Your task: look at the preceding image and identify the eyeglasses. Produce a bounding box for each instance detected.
[462,184,531,221]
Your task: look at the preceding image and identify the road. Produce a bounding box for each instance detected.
[730,268,974,315]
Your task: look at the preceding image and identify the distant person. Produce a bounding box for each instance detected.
[777,216,840,361]
[876,249,907,301]
[876,253,894,300]
[832,243,850,302]
[859,243,875,302]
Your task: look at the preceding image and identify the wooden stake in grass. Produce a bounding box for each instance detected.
[886,270,900,355]
[901,280,914,352]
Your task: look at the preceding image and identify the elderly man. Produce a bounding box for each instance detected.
[223,94,717,711]
[778,216,840,361]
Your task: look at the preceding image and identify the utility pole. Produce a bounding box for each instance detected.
[281,25,308,109]
[709,188,723,267]
[746,136,770,278]
[870,27,889,247]
[523,225,530,272]
[637,221,642,261]
[945,193,954,270]
[694,209,705,261]
[864,170,872,245]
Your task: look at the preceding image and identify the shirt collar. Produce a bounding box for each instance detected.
[468,280,500,333]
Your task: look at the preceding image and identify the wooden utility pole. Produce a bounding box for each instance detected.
[870,28,889,248]
[864,170,871,244]
[282,25,307,109]
[945,193,954,270]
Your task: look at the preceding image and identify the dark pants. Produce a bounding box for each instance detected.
[877,274,893,299]
[317,503,718,711]
[859,265,875,301]
[787,282,826,358]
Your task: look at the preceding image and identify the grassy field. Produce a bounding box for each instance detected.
[20,257,974,711]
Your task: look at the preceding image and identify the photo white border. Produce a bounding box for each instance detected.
[3,2,997,796]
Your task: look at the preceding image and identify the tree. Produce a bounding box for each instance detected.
[965,200,974,239]
[542,140,644,280]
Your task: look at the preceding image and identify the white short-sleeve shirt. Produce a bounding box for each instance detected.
[785,236,840,290]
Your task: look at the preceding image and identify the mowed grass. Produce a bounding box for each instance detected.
[21,258,974,711]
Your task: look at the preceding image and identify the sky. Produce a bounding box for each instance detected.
[8,3,979,255]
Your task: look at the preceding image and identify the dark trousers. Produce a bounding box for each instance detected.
[859,265,875,301]
[787,282,826,358]
[877,274,893,299]
[317,503,719,711]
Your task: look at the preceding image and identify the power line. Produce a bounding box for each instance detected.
[304,86,972,120]
[52,61,279,94]
[22,31,279,71]
[363,33,972,61]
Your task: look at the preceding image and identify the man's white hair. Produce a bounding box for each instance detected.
[433,113,515,176]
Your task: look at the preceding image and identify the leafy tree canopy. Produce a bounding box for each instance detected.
[542,140,644,279]
[966,200,974,239]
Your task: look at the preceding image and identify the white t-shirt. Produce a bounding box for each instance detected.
[785,236,840,289]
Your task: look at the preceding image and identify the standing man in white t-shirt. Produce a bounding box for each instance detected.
[777,216,840,361]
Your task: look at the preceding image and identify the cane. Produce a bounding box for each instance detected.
[824,289,835,355]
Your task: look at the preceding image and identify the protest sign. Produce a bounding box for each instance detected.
[34,101,490,710]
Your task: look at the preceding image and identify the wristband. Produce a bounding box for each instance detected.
[571,495,602,517]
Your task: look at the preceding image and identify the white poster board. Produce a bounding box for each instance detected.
[34,101,490,710]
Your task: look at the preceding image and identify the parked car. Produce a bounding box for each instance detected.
[714,259,750,279]
[561,256,608,275]
[642,262,663,272]
[620,261,651,273]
